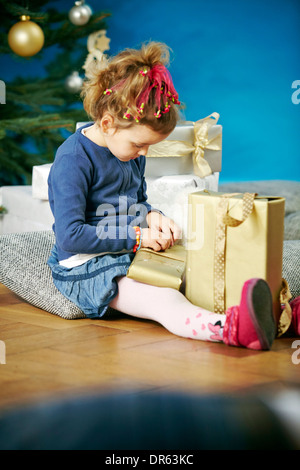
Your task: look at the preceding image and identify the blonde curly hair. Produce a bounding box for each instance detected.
[81,41,181,134]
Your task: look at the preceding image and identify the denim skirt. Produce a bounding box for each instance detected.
[47,245,134,318]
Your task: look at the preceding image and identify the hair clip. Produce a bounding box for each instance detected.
[103,88,112,95]
[166,91,180,105]
[139,68,148,76]
[137,103,145,114]
[123,110,131,120]
[154,110,161,119]
[162,102,171,114]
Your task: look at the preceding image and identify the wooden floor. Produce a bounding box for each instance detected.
[0,282,299,413]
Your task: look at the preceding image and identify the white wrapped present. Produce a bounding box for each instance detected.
[145,112,222,178]
[0,185,54,234]
[32,163,52,200]
[146,173,219,246]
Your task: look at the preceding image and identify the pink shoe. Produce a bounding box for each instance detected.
[223,278,276,350]
[287,297,300,336]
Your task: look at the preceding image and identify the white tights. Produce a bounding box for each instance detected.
[109,277,226,343]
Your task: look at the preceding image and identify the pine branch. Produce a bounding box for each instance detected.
[0,113,78,136]
[0,0,111,185]
[0,1,110,54]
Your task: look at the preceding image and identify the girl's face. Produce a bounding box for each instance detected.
[101,117,170,162]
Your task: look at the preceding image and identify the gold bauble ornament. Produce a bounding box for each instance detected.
[8,15,45,57]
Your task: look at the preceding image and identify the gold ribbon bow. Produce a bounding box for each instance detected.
[146,112,222,178]
[214,192,256,314]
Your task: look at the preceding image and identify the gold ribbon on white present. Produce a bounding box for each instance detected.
[146,113,222,178]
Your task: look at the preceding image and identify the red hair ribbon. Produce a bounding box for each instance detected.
[120,64,180,121]
[137,64,180,118]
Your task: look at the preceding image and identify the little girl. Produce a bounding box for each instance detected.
[47,41,279,350]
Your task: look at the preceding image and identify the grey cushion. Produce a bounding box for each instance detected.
[284,211,300,241]
[282,240,300,301]
[0,230,299,317]
[0,231,86,319]
[219,180,300,215]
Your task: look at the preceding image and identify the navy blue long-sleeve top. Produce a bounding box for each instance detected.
[48,124,153,262]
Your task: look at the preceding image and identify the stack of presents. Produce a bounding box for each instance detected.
[0,113,291,333]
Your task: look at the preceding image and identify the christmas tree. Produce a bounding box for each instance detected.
[0,0,110,186]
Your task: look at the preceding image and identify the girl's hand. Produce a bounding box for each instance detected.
[141,211,182,252]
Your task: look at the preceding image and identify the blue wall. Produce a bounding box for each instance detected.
[1,0,300,182]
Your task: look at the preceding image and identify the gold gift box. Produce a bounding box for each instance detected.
[127,244,186,290]
[185,190,285,322]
